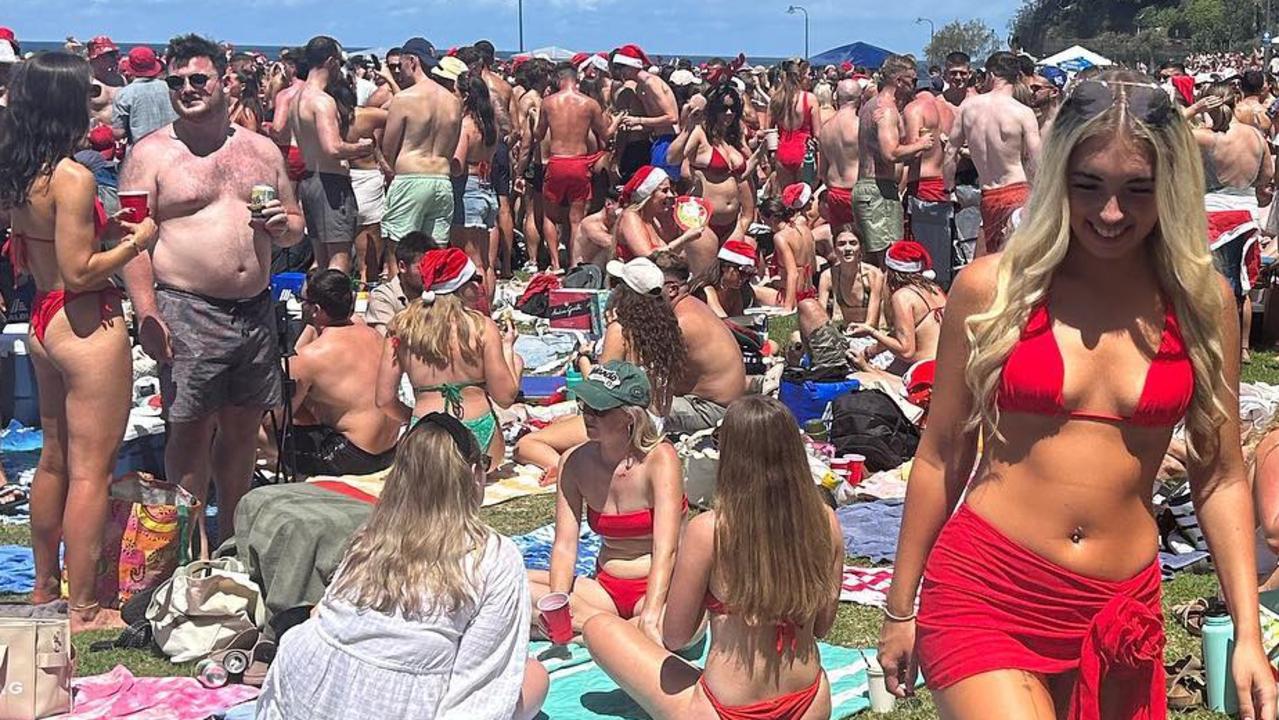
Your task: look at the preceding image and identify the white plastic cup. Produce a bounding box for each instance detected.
[865,654,896,713]
[764,128,779,151]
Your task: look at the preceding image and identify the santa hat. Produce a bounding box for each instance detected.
[781,182,812,210]
[717,239,757,267]
[511,55,530,72]
[612,44,651,69]
[840,61,853,73]
[1170,75,1196,107]
[571,52,589,67]
[884,240,932,274]
[903,359,936,408]
[620,165,668,206]
[579,53,609,74]
[417,248,477,303]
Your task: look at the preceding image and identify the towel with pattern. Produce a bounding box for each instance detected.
[53,665,258,719]
[511,523,602,577]
[841,566,894,607]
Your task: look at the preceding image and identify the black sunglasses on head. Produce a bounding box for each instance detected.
[166,73,213,91]
[1061,79,1175,127]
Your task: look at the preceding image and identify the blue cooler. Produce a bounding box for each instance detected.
[271,273,307,301]
[779,377,860,426]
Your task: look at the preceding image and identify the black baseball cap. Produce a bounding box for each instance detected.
[402,37,439,70]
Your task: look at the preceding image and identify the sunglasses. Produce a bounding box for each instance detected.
[1061,79,1175,127]
[577,401,606,418]
[166,73,214,91]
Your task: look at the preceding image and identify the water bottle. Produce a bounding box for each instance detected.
[564,367,583,402]
[1203,600,1238,714]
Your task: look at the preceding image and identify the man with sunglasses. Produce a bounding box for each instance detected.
[275,269,400,477]
[120,33,305,545]
[1028,66,1066,130]
[943,51,1041,257]
[292,35,374,274]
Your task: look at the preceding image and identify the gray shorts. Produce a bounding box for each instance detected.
[158,286,282,423]
[299,172,357,247]
[664,395,728,435]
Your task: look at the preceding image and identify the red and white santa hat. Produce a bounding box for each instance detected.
[571,52,589,67]
[781,182,813,210]
[612,44,651,69]
[884,240,932,274]
[717,239,757,267]
[620,165,668,206]
[579,53,609,73]
[417,248,477,303]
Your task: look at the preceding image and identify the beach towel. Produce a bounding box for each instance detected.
[0,545,34,594]
[511,523,601,577]
[841,566,894,607]
[52,665,258,720]
[483,468,557,507]
[837,499,904,563]
[529,639,916,719]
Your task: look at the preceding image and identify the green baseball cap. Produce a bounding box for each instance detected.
[575,361,651,411]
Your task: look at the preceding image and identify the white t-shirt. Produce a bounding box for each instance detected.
[356,77,377,107]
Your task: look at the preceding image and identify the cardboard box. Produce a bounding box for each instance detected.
[548,289,609,336]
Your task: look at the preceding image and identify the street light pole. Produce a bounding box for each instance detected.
[787,5,810,58]
[915,17,935,43]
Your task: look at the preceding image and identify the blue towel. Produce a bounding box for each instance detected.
[0,420,43,453]
[0,545,34,595]
[512,524,601,577]
[837,500,904,564]
[1160,550,1209,581]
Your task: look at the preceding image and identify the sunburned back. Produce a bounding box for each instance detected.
[391,82,463,175]
[961,92,1033,188]
[671,296,746,406]
[299,323,402,452]
[819,107,859,187]
[544,91,599,156]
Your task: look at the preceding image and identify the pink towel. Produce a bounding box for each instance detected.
[841,566,894,607]
[52,665,258,719]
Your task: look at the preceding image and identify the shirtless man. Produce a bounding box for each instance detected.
[120,34,305,545]
[383,37,462,254]
[902,85,955,286]
[651,253,747,434]
[512,61,550,269]
[345,98,390,284]
[467,41,518,278]
[574,188,621,270]
[944,51,1041,257]
[87,36,123,127]
[855,54,934,266]
[537,64,611,270]
[1237,70,1273,136]
[279,269,400,477]
[269,50,307,192]
[290,37,372,273]
[940,52,976,114]
[611,44,680,182]
[818,79,863,235]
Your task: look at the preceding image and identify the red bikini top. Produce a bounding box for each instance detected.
[704,588,799,654]
[997,299,1194,427]
[701,146,747,176]
[5,198,108,276]
[586,496,689,539]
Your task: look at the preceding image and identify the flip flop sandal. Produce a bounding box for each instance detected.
[88,619,152,652]
[241,637,277,687]
[0,485,29,515]
[1173,598,1210,637]
[1165,654,1205,711]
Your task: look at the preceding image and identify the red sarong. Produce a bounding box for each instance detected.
[544,152,602,206]
[824,185,854,227]
[907,177,948,203]
[917,504,1165,720]
[980,182,1031,254]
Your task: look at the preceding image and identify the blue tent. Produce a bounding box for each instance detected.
[808,41,894,69]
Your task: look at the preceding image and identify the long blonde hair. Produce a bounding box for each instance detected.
[712,396,837,627]
[388,294,484,368]
[964,68,1229,466]
[330,418,490,618]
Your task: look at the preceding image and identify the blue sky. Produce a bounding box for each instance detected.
[5,0,1023,58]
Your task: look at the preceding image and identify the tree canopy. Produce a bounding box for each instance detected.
[1012,0,1264,58]
[923,19,1003,68]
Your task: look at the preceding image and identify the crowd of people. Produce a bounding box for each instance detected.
[3,19,1279,719]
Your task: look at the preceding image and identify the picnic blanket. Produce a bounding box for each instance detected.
[483,466,556,507]
[841,566,894,607]
[837,499,903,564]
[0,544,34,594]
[531,638,913,719]
[512,523,601,577]
[53,665,258,720]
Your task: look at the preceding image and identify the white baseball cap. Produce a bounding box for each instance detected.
[0,40,17,65]
[607,257,664,295]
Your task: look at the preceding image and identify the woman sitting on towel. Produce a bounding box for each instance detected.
[846,239,945,374]
[0,53,158,631]
[879,69,1276,719]
[527,361,685,642]
[259,413,547,720]
[376,247,523,467]
[584,395,842,720]
[514,257,686,481]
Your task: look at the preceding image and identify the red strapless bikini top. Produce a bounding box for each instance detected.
[586,496,689,539]
[997,299,1194,427]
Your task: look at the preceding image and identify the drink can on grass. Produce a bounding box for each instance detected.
[195,658,229,688]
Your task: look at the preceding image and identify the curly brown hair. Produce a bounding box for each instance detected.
[606,284,687,409]
[885,268,941,296]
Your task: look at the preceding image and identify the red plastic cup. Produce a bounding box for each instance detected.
[118,191,150,223]
[830,457,852,480]
[845,454,866,487]
[537,592,573,644]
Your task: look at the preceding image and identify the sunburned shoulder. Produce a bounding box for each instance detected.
[233,125,280,155]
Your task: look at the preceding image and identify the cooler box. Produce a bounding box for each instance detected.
[271,272,307,302]
[113,430,167,477]
[521,376,567,401]
[0,326,39,428]
[548,289,608,336]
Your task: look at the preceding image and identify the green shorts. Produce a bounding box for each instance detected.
[853,178,904,253]
[382,174,453,246]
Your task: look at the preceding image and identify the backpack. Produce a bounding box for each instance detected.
[829,389,920,472]
[562,264,604,290]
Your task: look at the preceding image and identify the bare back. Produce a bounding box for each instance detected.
[482,69,514,136]
[670,295,746,406]
[857,94,896,180]
[635,71,678,136]
[903,94,945,181]
[271,82,302,146]
[348,106,388,171]
[1198,123,1270,190]
[291,84,348,175]
[954,89,1040,189]
[296,322,402,452]
[819,105,860,188]
[385,79,462,175]
[543,90,604,156]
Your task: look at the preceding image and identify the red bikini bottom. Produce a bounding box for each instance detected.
[31,288,123,344]
[700,672,822,720]
[594,567,648,619]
